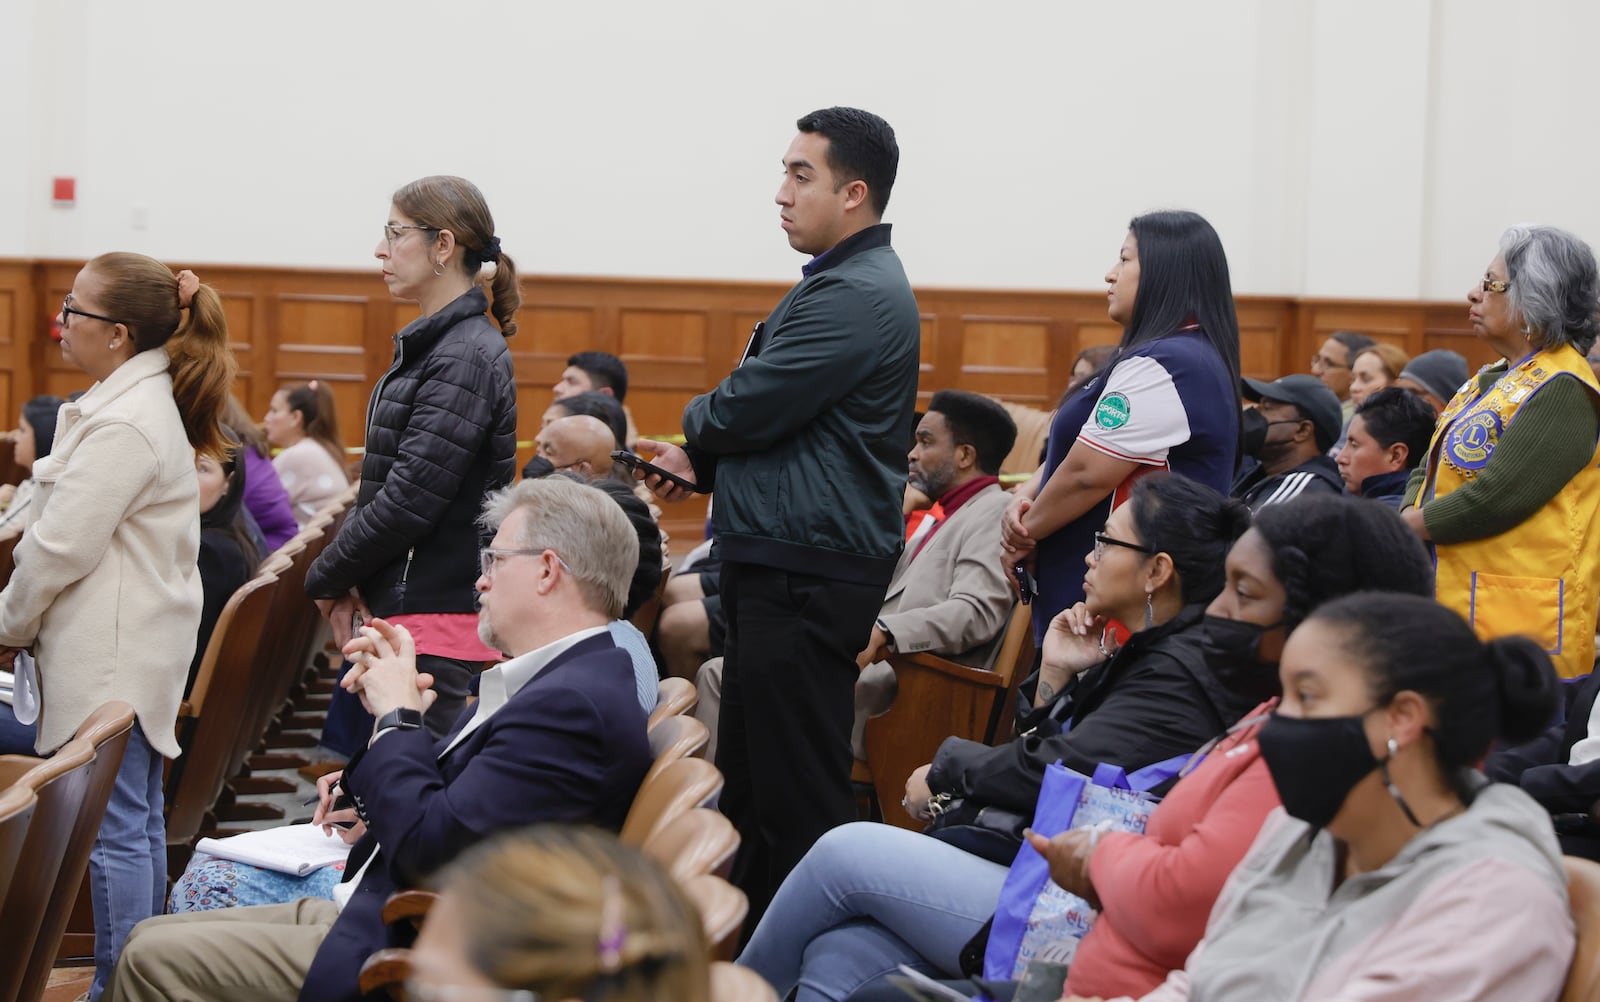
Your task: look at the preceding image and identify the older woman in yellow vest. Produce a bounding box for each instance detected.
[1402,225,1600,678]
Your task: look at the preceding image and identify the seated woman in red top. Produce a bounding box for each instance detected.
[1026,495,1434,1000]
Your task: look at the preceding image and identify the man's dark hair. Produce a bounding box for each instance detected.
[585,479,664,620]
[552,391,628,450]
[1354,386,1437,470]
[927,390,1018,476]
[1328,330,1377,364]
[566,351,629,402]
[796,107,899,217]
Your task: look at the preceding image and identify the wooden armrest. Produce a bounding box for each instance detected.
[381,889,438,927]
[357,947,413,999]
[0,753,44,787]
[889,651,1005,687]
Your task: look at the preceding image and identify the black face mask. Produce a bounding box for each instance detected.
[1198,615,1283,705]
[1241,406,1268,458]
[1257,711,1422,830]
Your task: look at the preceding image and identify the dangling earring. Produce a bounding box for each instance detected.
[1144,590,1155,629]
[433,261,445,277]
[1380,737,1423,827]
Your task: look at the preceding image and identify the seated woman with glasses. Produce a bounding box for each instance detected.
[406,825,717,1002]
[1402,225,1600,679]
[738,473,1256,999]
[1067,593,1570,1002]
[901,474,1253,835]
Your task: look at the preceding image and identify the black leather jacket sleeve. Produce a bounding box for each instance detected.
[925,650,1220,814]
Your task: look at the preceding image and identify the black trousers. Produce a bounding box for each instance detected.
[718,560,887,928]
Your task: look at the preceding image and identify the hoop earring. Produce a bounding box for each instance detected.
[433,262,445,277]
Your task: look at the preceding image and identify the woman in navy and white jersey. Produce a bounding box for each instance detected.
[1003,210,1242,640]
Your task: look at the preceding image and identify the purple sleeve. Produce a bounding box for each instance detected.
[242,448,299,552]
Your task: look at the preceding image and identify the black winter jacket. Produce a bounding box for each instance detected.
[305,287,516,617]
[926,604,1254,814]
[1487,668,1600,814]
[681,224,921,586]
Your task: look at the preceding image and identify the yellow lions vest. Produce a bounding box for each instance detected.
[1421,344,1600,678]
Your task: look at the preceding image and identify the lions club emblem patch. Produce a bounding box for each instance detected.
[1446,410,1502,471]
[1095,392,1131,431]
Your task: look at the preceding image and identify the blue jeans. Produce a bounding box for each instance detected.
[0,699,38,753]
[736,822,1009,1002]
[89,724,166,1001]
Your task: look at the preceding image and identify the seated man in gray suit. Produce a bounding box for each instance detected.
[695,389,1018,760]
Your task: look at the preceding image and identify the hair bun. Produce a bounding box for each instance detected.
[1484,635,1560,743]
[1219,497,1252,541]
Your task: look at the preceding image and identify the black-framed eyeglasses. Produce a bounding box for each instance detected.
[383,223,439,248]
[60,294,123,329]
[1093,531,1156,561]
[1310,353,1349,371]
[1481,277,1510,294]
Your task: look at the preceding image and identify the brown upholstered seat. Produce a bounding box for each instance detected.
[0,785,37,920]
[862,600,1035,830]
[165,572,281,848]
[0,738,98,999]
[643,713,710,787]
[710,960,780,1002]
[647,675,698,729]
[640,805,739,883]
[620,757,723,846]
[1563,855,1600,1002]
[15,701,136,1001]
[682,873,748,963]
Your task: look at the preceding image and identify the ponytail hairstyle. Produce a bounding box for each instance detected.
[1310,592,1559,801]
[281,380,349,477]
[1125,472,1251,607]
[429,825,710,1001]
[391,175,520,338]
[87,253,237,459]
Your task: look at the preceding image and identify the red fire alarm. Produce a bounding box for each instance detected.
[52,177,76,206]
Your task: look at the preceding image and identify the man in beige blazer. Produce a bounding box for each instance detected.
[694,390,1017,760]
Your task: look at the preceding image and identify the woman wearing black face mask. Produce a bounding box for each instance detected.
[1098,592,1567,1002]
[1020,495,1433,1001]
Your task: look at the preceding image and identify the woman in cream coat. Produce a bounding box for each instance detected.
[0,254,236,999]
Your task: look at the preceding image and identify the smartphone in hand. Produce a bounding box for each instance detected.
[611,450,710,494]
[1013,563,1038,605]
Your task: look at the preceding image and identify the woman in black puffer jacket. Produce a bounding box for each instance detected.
[306,175,519,741]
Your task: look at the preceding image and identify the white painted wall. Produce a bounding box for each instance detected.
[8,0,1598,300]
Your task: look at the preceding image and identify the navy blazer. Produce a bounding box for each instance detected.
[299,633,651,1001]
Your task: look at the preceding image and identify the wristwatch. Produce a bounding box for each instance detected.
[370,707,424,747]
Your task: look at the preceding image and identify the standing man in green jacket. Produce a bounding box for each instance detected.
[637,107,921,925]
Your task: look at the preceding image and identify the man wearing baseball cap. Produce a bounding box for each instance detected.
[1232,374,1345,510]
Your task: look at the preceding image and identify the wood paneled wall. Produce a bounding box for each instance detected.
[0,259,1490,541]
